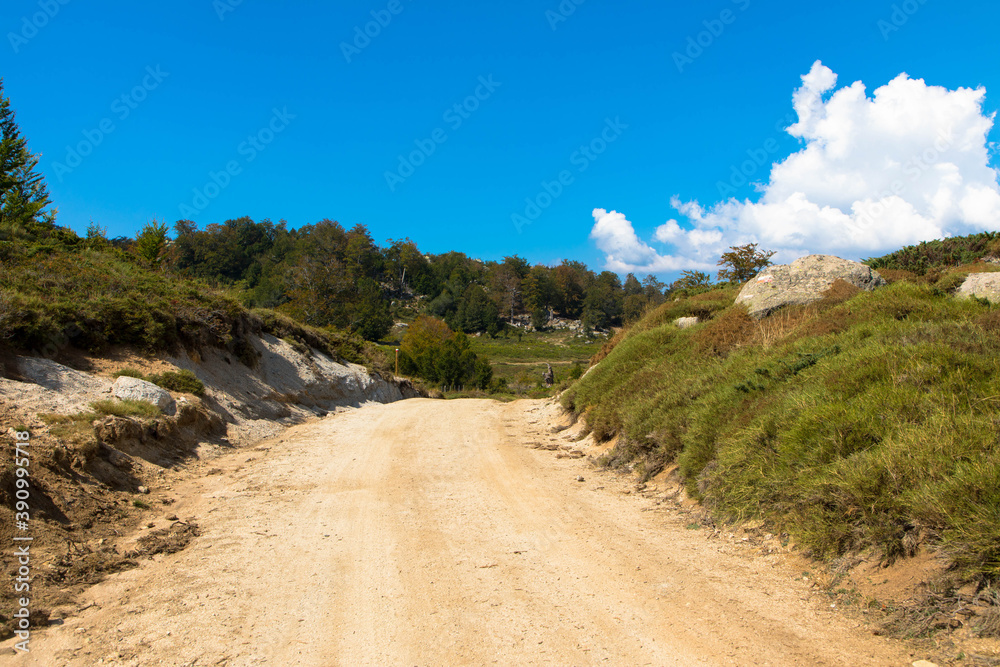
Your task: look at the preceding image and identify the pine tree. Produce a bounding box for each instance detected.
[0,78,54,237]
[135,219,169,266]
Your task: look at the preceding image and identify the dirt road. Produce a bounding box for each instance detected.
[14,399,913,666]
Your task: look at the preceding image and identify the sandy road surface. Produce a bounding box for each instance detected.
[12,399,912,666]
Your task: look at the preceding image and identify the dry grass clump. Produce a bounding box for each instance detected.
[877,269,918,284]
[694,306,756,356]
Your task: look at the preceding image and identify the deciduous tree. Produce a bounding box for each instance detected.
[716,243,776,284]
[0,78,54,237]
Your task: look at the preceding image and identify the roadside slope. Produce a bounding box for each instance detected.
[12,399,911,666]
[0,334,419,642]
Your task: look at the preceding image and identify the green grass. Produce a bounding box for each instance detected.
[115,368,206,396]
[564,279,1000,583]
[42,398,162,426]
[467,329,606,391]
[467,329,606,362]
[39,399,162,459]
[90,399,162,418]
[39,411,100,460]
[0,245,390,374]
[380,327,606,396]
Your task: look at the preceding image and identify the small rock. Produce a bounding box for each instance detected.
[137,486,150,494]
[957,273,1000,301]
[146,522,155,528]
[165,514,179,522]
[674,316,699,329]
[575,476,585,482]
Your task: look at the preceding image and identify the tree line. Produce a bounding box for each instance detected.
[0,77,777,353]
[112,215,688,342]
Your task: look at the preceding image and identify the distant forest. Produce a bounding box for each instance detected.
[96,216,683,342]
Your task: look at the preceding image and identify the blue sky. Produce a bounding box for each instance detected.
[2,0,999,279]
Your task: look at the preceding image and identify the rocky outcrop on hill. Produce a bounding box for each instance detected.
[956,272,1000,302]
[735,254,886,318]
[0,332,421,458]
[4,356,112,413]
[168,333,419,444]
[112,376,177,415]
[0,331,422,642]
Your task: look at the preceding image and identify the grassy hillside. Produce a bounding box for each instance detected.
[468,329,605,392]
[0,243,391,375]
[563,268,1000,583]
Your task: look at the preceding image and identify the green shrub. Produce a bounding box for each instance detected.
[398,316,493,390]
[865,231,1000,274]
[146,369,205,396]
[112,367,206,396]
[933,272,968,295]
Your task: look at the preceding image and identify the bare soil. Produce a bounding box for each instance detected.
[4,398,964,665]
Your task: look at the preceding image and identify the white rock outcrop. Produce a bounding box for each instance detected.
[956,273,1000,302]
[735,254,886,319]
[112,376,177,415]
[0,332,420,451]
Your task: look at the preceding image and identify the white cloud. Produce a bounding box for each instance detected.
[653,218,683,243]
[591,61,1000,273]
[590,209,712,273]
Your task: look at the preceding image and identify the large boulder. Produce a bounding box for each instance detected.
[735,254,886,319]
[956,273,1000,302]
[111,376,176,415]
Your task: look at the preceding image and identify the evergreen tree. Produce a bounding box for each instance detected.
[0,78,55,238]
[623,273,643,296]
[135,219,169,266]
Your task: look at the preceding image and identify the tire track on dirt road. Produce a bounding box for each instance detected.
[13,398,911,665]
